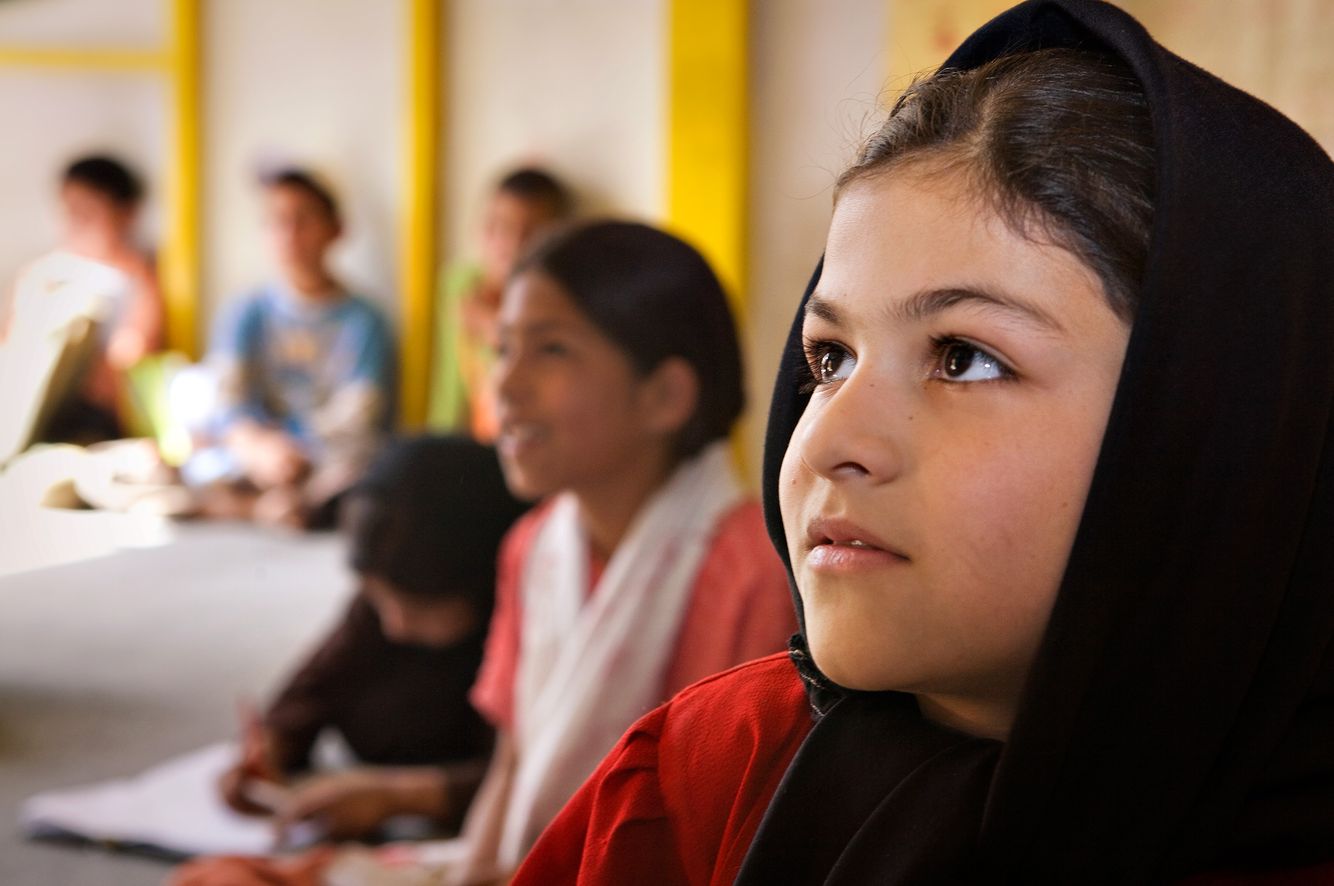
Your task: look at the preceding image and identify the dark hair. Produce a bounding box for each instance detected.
[497,167,573,219]
[63,155,144,207]
[346,436,527,609]
[839,48,1155,321]
[515,220,745,459]
[261,167,340,224]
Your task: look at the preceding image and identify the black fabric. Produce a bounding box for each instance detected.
[744,1,1334,883]
[42,394,123,445]
[265,594,493,772]
[739,675,1000,885]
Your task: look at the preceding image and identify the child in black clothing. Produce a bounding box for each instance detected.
[219,436,527,841]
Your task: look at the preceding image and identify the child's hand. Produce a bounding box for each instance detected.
[228,422,309,488]
[218,701,284,816]
[249,432,309,488]
[275,768,401,843]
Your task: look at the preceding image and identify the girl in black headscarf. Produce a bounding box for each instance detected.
[511,1,1334,883]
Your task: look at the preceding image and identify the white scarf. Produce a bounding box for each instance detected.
[497,441,743,865]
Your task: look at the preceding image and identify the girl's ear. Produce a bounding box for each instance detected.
[639,356,700,439]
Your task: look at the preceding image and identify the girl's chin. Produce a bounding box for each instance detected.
[805,637,900,692]
[498,468,552,503]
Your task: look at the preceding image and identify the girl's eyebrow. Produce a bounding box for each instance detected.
[899,286,1065,332]
[806,286,1064,333]
[498,318,574,337]
[805,292,844,326]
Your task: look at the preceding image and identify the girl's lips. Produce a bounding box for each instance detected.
[805,516,906,556]
[498,429,544,464]
[806,541,909,573]
[498,422,545,458]
[802,515,910,573]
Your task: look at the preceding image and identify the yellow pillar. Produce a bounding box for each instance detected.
[161,0,202,357]
[0,47,164,71]
[667,0,749,476]
[399,0,442,428]
[666,0,749,314]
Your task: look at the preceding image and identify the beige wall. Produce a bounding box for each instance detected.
[441,0,667,263]
[0,0,161,48]
[746,0,889,468]
[0,71,166,291]
[0,0,166,294]
[202,0,404,325]
[1118,0,1334,152]
[878,0,1333,155]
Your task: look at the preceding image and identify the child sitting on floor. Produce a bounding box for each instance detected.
[428,167,572,440]
[220,435,527,841]
[1,154,164,447]
[194,168,395,528]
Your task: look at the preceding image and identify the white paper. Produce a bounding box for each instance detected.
[19,741,278,859]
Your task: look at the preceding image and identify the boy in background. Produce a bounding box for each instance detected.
[197,169,394,528]
[427,167,571,439]
[1,155,163,445]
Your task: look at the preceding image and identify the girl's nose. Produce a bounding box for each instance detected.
[793,372,905,486]
[493,349,526,405]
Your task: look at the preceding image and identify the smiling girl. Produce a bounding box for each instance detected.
[455,222,795,879]
[172,222,795,886]
[512,1,1334,883]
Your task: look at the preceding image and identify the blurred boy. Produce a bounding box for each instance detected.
[427,167,571,439]
[198,169,394,527]
[1,155,163,444]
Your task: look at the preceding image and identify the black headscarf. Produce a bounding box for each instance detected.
[741,1,1334,882]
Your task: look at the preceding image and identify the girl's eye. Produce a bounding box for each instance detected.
[931,338,1013,382]
[538,340,570,357]
[802,340,856,390]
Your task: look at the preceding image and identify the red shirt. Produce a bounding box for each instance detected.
[516,655,1334,886]
[513,653,811,886]
[469,500,796,733]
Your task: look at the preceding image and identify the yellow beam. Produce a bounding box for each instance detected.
[667,0,749,477]
[0,46,167,72]
[399,0,442,428]
[666,0,748,314]
[160,0,202,357]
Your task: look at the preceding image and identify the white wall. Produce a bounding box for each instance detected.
[745,0,889,468]
[202,0,404,328]
[0,0,167,297]
[0,71,166,291]
[442,0,666,263]
[0,0,162,48]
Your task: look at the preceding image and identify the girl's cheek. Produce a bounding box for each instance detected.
[777,436,812,531]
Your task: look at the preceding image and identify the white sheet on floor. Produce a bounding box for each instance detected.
[19,741,276,859]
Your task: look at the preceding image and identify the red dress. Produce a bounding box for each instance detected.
[514,654,1334,886]
[512,653,811,886]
